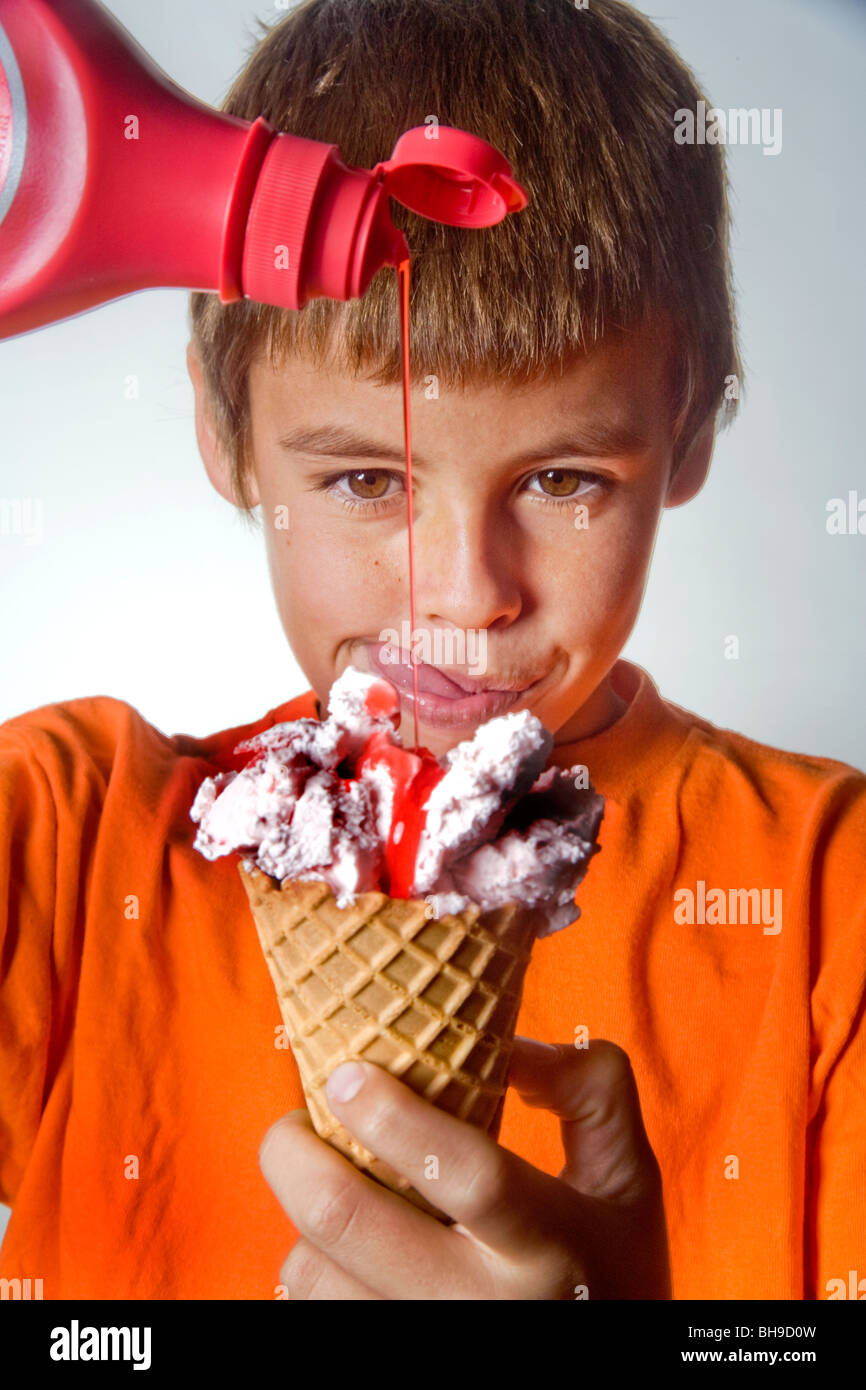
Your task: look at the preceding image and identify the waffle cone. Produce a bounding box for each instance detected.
[239,863,542,1222]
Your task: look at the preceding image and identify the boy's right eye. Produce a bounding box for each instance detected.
[341,469,395,499]
[310,468,405,512]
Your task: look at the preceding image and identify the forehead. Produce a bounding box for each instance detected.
[247,313,674,446]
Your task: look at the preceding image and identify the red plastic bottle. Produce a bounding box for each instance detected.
[0,0,527,341]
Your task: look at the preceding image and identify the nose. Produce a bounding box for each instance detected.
[412,492,523,634]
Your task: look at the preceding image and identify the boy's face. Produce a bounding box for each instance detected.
[190,317,712,757]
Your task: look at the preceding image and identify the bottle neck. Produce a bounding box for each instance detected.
[0,12,28,226]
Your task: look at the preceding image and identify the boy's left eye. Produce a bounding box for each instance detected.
[523,467,608,499]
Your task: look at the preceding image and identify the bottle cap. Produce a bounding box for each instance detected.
[373,125,528,228]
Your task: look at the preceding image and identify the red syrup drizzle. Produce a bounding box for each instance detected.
[397,257,421,751]
[229,265,439,895]
[386,257,451,896]
[357,324,451,893]
[356,730,444,898]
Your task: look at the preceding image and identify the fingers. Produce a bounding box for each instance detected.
[261,1041,663,1295]
[508,1036,662,1203]
[259,1106,490,1299]
[507,1036,563,1097]
[279,1237,384,1300]
[299,1060,574,1264]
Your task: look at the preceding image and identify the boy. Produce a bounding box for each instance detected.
[1,0,863,1300]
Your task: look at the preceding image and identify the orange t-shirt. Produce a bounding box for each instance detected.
[0,659,864,1300]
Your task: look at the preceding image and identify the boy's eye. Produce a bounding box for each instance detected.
[310,467,404,512]
[525,467,608,499]
[344,469,393,499]
[536,468,581,497]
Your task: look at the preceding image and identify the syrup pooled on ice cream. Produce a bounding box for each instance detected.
[190,667,604,937]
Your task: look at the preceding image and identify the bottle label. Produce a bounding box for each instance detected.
[0,17,27,227]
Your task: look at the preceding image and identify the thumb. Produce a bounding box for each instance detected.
[507,1036,662,1204]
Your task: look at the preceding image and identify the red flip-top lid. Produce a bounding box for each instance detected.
[234,121,527,311]
[373,125,528,227]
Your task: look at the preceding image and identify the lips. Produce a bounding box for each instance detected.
[370,641,531,696]
[386,652,472,698]
[366,641,540,731]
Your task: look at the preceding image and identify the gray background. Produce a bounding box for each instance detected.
[1,0,864,1247]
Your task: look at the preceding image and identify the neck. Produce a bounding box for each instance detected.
[553,672,628,745]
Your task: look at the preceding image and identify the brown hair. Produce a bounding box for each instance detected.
[188,0,744,520]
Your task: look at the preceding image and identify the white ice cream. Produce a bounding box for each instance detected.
[413,707,552,894]
[190,666,604,932]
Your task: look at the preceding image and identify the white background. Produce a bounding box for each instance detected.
[1,0,865,1245]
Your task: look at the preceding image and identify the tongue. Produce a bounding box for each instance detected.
[357,731,446,896]
[380,644,470,698]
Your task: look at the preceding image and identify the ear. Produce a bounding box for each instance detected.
[664,412,716,509]
[186,341,260,507]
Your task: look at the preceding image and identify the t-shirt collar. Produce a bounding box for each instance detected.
[548,658,696,797]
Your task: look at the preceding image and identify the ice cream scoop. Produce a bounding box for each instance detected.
[190,666,604,936]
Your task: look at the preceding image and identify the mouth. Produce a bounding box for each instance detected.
[365,641,542,730]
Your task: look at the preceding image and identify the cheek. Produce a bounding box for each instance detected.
[537,499,658,636]
[261,513,405,638]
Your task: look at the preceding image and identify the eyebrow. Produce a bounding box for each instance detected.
[276,418,650,467]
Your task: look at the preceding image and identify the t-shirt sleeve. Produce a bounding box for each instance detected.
[0,710,97,1207]
[0,720,59,1204]
[806,772,866,1299]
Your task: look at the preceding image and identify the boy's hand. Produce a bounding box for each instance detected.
[259,1036,670,1300]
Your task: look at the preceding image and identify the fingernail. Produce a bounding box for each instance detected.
[513,1036,559,1058]
[327,1061,366,1103]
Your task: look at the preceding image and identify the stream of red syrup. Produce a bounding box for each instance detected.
[397,258,421,750]
[341,259,446,897]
